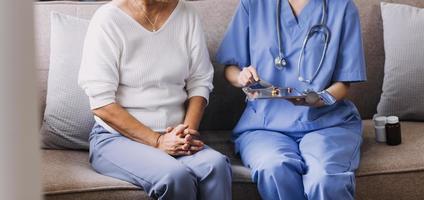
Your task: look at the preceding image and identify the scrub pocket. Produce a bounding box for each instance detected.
[232,103,265,139]
[297,101,361,132]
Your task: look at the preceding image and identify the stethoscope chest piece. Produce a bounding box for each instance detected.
[274,56,287,70]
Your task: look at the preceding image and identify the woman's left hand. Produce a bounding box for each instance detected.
[183,129,204,152]
[166,126,204,154]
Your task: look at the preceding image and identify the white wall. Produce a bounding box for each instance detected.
[0,0,42,199]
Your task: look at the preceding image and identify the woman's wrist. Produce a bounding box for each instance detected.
[155,134,163,148]
[183,120,198,131]
[184,96,206,130]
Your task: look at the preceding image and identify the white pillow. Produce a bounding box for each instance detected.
[377,3,424,120]
[40,12,93,150]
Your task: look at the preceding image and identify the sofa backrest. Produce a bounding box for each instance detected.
[34,0,424,131]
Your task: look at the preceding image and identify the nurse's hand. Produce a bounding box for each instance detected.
[238,66,260,87]
[288,98,325,107]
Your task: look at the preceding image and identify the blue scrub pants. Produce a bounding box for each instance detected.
[235,125,362,200]
[89,124,232,200]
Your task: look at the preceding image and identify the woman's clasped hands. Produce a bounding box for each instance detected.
[157,124,204,156]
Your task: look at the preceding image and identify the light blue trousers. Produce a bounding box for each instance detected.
[89,124,232,200]
[235,125,362,200]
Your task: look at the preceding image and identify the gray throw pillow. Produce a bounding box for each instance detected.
[40,12,93,150]
[377,2,424,120]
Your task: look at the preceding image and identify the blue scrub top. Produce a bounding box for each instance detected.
[216,0,367,137]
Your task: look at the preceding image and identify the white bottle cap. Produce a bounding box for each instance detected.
[374,116,387,126]
[373,114,381,120]
[387,116,399,124]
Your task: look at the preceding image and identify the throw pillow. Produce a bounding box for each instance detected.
[377,2,424,120]
[40,12,93,150]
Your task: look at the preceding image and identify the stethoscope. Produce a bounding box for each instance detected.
[274,0,331,84]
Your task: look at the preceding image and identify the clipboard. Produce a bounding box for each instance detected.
[242,80,305,100]
[243,87,307,100]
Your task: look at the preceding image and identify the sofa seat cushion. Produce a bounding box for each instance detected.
[42,150,257,200]
[42,150,150,200]
[42,120,424,200]
[358,120,424,176]
[202,120,424,177]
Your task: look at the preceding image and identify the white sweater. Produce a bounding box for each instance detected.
[78,1,214,133]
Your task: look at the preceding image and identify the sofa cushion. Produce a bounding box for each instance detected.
[346,0,424,119]
[42,120,424,200]
[376,2,424,120]
[41,12,94,150]
[356,170,424,200]
[352,120,424,199]
[359,120,424,175]
[42,149,259,200]
[42,150,149,200]
[35,1,103,123]
[204,120,424,178]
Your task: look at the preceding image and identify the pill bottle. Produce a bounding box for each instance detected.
[374,116,387,143]
[386,116,402,146]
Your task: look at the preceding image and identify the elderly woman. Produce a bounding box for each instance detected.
[78,0,232,199]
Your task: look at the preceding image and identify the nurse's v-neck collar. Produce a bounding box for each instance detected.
[282,0,317,29]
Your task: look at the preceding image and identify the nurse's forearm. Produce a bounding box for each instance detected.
[92,103,160,147]
[326,82,351,101]
[184,96,207,130]
[225,65,243,88]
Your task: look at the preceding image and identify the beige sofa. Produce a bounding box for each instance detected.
[35,0,424,199]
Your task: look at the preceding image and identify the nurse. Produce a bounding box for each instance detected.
[217,0,366,199]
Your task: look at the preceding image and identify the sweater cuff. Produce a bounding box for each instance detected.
[187,86,211,104]
[87,90,116,110]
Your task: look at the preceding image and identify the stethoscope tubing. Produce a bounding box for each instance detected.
[275,0,330,85]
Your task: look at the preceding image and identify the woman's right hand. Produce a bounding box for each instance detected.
[238,66,260,87]
[157,124,201,156]
[156,124,189,156]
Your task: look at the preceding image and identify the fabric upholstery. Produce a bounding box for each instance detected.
[34,0,244,131]
[34,1,424,200]
[356,171,424,200]
[42,150,259,200]
[376,2,424,120]
[359,121,424,176]
[203,121,424,178]
[45,191,150,200]
[42,121,424,200]
[35,1,103,123]
[41,12,94,150]
[348,0,424,119]
[34,0,424,128]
